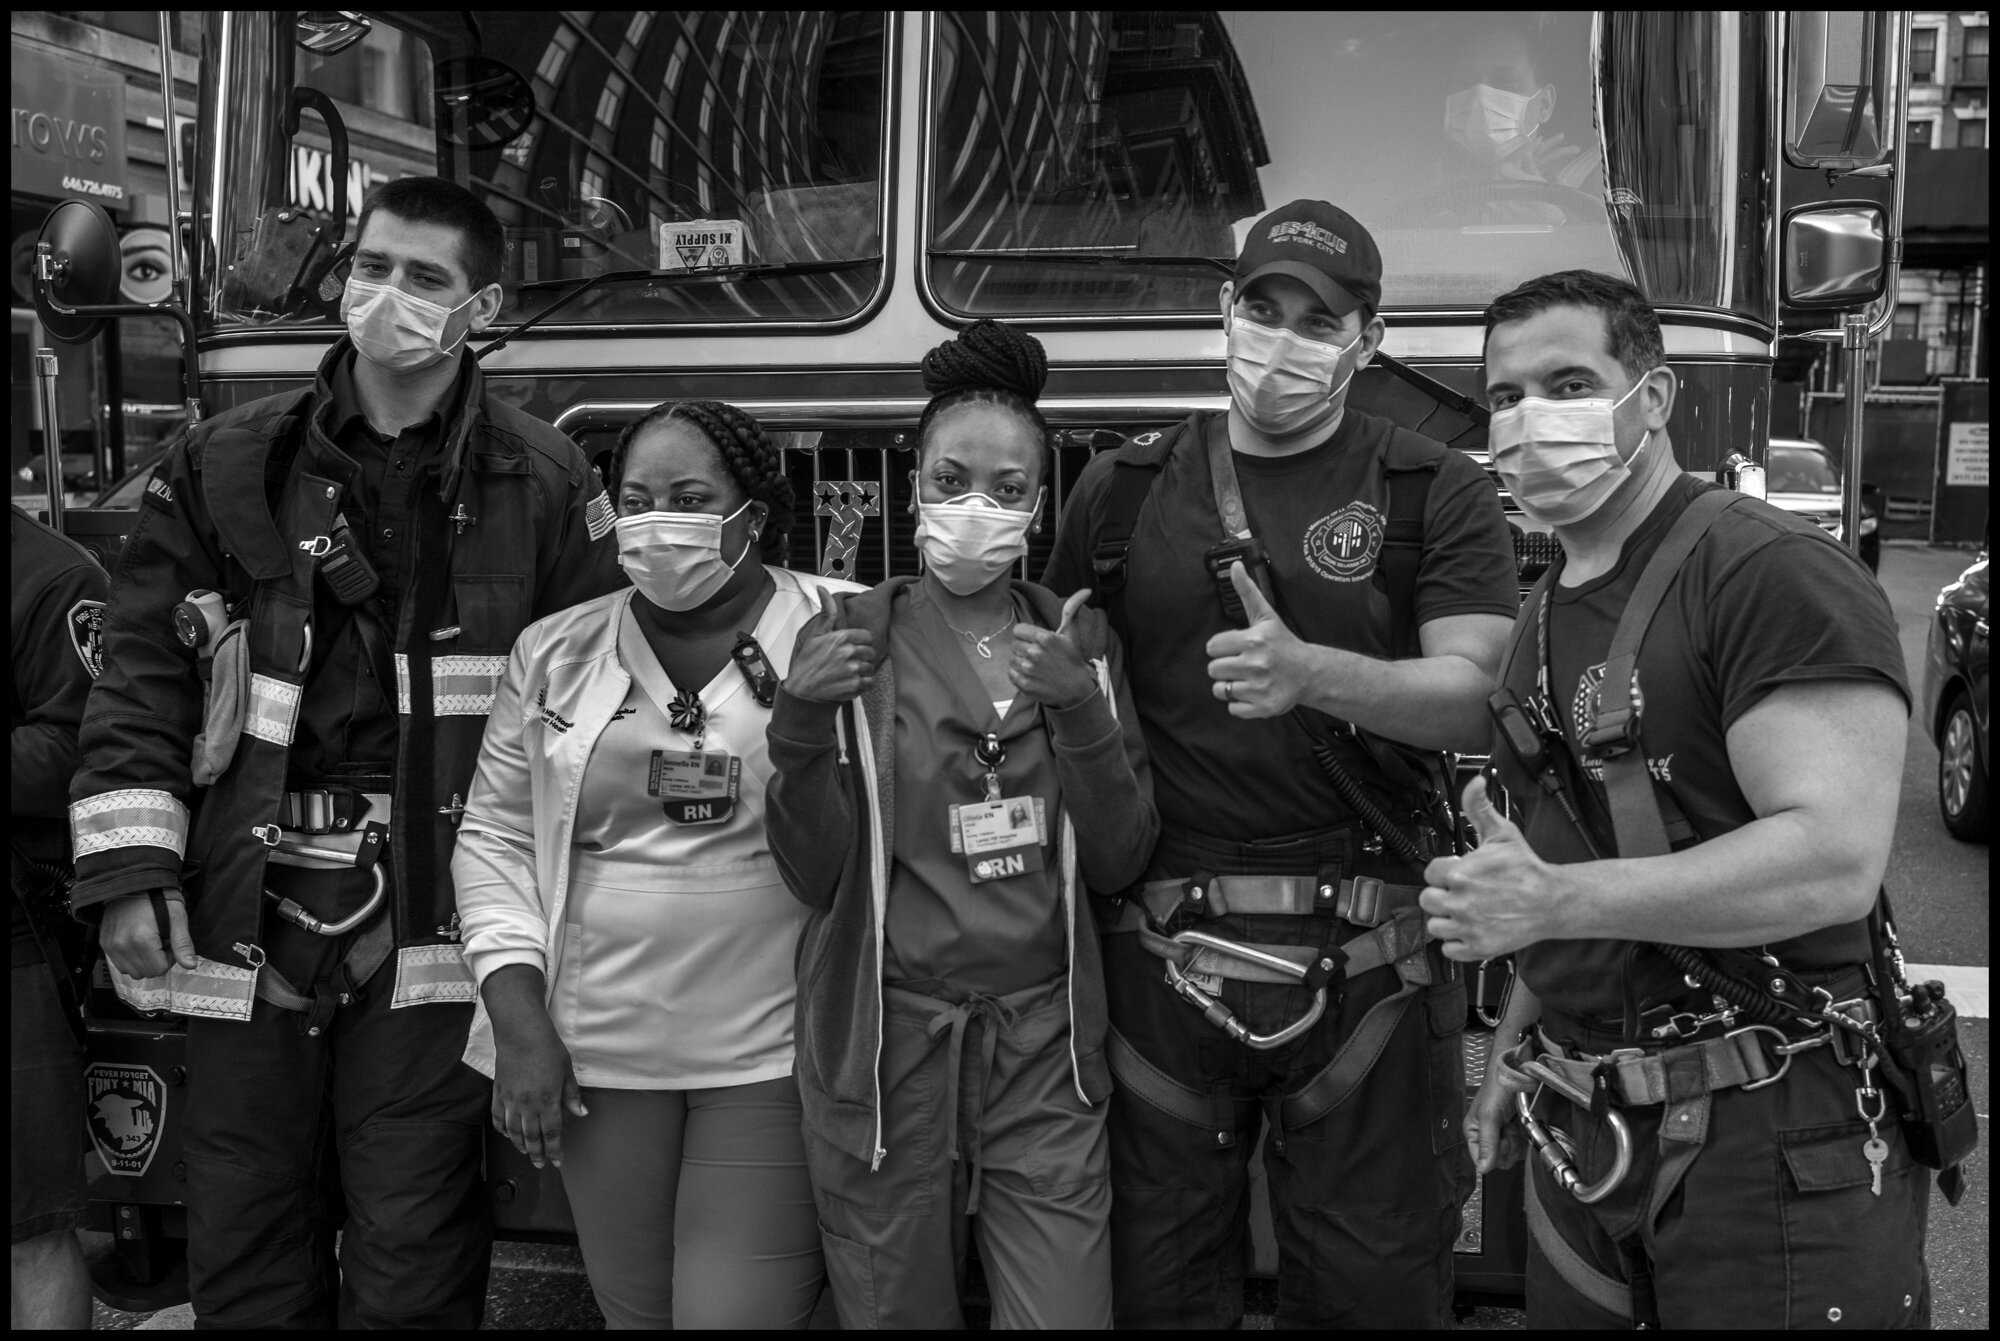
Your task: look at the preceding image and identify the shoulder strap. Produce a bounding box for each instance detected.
[1375,432,1448,658]
[1592,488,1741,858]
[1090,421,1183,644]
[1499,563,1562,691]
[199,389,317,582]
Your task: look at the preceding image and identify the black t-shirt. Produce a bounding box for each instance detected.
[1044,408,1518,839]
[1496,476,1911,1020]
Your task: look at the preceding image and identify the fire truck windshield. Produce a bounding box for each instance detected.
[205,12,891,333]
[924,11,1772,328]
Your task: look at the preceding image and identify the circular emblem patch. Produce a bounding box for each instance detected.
[1303,501,1385,582]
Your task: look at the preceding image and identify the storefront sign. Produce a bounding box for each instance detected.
[11,48,129,209]
[289,145,389,224]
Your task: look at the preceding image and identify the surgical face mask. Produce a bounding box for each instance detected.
[1487,374,1659,527]
[614,501,755,611]
[914,491,1040,596]
[1444,83,1544,162]
[341,277,476,373]
[1226,316,1359,439]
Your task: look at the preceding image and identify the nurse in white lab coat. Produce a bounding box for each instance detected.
[453,400,857,1329]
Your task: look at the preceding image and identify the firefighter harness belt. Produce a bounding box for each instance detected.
[1104,871,1436,1138]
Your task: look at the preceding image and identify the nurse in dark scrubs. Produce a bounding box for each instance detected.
[766,320,1158,1329]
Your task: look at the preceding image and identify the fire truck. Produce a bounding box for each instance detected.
[29,8,1912,1314]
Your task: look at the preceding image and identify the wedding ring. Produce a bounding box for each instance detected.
[1222,681,1235,702]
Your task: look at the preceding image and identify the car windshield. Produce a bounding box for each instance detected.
[1769,446,1841,494]
[205,11,891,331]
[925,10,1769,324]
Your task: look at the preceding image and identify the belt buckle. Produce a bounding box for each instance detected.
[298,789,334,834]
[1346,876,1382,927]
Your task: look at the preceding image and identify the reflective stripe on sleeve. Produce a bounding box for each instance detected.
[70,788,189,858]
[393,654,507,716]
[390,943,477,1007]
[244,673,303,746]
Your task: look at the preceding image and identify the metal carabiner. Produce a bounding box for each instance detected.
[1516,1088,1633,1205]
[264,863,387,936]
[1160,956,1328,1048]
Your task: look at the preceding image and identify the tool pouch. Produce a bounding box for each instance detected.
[190,619,252,785]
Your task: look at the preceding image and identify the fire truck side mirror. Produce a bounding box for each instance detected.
[32,200,121,345]
[1781,200,1889,311]
[1784,11,1898,172]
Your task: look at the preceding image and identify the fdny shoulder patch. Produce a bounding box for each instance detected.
[584,490,616,542]
[1302,501,1385,582]
[67,599,106,678]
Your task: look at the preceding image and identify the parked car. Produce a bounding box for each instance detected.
[1922,548,1989,842]
[1766,436,1880,572]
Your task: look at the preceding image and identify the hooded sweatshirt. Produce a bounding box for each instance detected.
[765,576,1157,1168]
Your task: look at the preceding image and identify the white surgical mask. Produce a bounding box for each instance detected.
[914,492,1039,596]
[1444,83,1544,162]
[341,277,475,372]
[1488,374,1660,527]
[1226,316,1358,439]
[614,501,754,611]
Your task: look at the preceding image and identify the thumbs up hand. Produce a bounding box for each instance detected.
[1010,589,1099,710]
[785,587,878,703]
[1204,561,1313,719]
[1420,775,1571,961]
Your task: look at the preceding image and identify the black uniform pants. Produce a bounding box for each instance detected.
[1526,1030,1932,1329]
[181,901,490,1330]
[1104,827,1474,1330]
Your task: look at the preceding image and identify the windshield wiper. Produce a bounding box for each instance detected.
[928,248,1233,276]
[478,258,881,360]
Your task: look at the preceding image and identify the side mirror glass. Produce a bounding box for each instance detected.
[33,199,121,344]
[1781,201,1888,310]
[297,11,373,57]
[435,57,537,150]
[1784,11,1894,170]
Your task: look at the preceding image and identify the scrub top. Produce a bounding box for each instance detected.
[882,585,1067,997]
[561,569,821,1089]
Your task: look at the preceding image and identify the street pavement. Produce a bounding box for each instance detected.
[89,543,1989,1331]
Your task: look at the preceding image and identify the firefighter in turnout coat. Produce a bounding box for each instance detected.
[67,179,624,1327]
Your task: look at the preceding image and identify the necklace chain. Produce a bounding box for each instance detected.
[942,615,1012,660]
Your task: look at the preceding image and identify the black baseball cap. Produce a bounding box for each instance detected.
[1233,200,1382,318]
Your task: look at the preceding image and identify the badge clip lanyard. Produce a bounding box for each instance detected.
[974,731,1006,801]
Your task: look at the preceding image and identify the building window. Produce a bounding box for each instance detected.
[1956,116,1987,149]
[1963,26,1989,85]
[1891,303,1921,344]
[1907,117,1935,149]
[1910,28,1938,82]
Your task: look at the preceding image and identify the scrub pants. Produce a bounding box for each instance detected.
[1525,1031,1932,1329]
[1104,827,1474,1330]
[807,974,1113,1329]
[181,895,491,1330]
[556,1075,824,1329]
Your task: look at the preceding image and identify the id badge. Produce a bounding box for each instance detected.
[949,796,1046,884]
[649,749,741,826]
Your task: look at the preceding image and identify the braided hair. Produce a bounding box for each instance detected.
[608,400,795,564]
[917,320,1050,482]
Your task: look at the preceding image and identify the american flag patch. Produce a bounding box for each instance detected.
[584,491,615,541]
